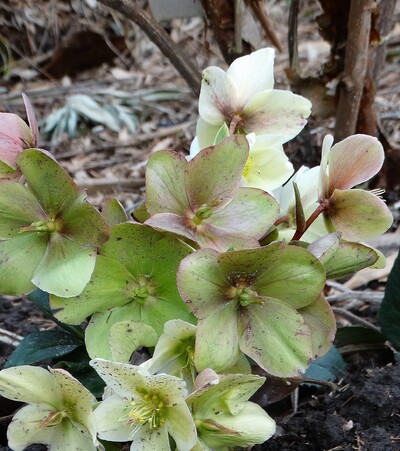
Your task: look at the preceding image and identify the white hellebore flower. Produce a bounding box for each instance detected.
[196,48,312,149]
[0,366,98,451]
[90,358,197,451]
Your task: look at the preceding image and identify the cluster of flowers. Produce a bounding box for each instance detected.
[0,49,392,450]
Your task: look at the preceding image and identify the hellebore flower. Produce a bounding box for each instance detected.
[90,358,197,451]
[0,366,98,451]
[50,223,195,360]
[188,370,275,450]
[141,320,198,389]
[145,135,279,251]
[0,93,39,178]
[196,48,311,149]
[177,242,334,377]
[318,134,393,240]
[0,149,109,297]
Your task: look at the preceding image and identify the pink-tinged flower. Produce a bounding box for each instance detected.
[319,134,393,241]
[196,48,312,149]
[0,93,39,178]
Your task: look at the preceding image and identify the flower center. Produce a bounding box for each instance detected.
[242,157,254,180]
[37,410,67,428]
[126,275,157,305]
[226,272,263,306]
[194,204,213,224]
[127,392,166,431]
[19,218,63,234]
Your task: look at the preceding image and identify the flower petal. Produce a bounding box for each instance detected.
[328,189,393,240]
[196,222,261,251]
[22,93,39,147]
[196,118,223,149]
[146,150,189,215]
[206,187,279,239]
[0,181,47,239]
[227,48,275,106]
[0,113,31,168]
[17,149,79,216]
[238,299,313,376]
[0,366,60,407]
[93,394,133,442]
[109,321,158,363]
[7,405,59,451]
[50,255,135,325]
[243,90,311,142]
[186,135,249,210]
[50,368,96,434]
[327,134,384,194]
[130,423,170,451]
[59,193,109,247]
[177,249,230,319]
[242,137,294,191]
[0,233,48,295]
[165,402,197,451]
[298,295,336,359]
[199,67,239,125]
[198,403,275,448]
[85,303,141,359]
[195,302,240,373]
[145,212,198,243]
[32,233,96,297]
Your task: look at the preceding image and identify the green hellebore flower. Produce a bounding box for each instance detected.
[145,135,279,252]
[90,358,197,451]
[177,241,334,377]
[0,366,98,451]
[187,370,275,449]
[0,148,109,297]
[50,223,195,360]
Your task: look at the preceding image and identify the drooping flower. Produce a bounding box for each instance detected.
[90,358,197,451]
[188,370,275,450]
[318,134,393,240]
[0,148,109,296]
[50,223,195,360]
[145,135,279,251]
[177,242,334,376]
[0,366,98,451]
[196,48,311,149]
[0,93,39,178]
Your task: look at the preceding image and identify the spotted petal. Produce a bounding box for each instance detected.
[243,90,311,142]
[199,67,239,125]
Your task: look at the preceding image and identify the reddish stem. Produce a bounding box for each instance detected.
[229,116,241,135]
[292,200,328,241]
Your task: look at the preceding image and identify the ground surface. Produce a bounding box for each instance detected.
[1,0,400,450]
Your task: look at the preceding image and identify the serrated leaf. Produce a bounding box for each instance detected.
[5,330,83,368]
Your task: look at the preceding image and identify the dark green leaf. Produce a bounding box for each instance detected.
[379,250,400,350]
[334,326,387,348]
[304,346,346,386]
[5,329,82,368]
